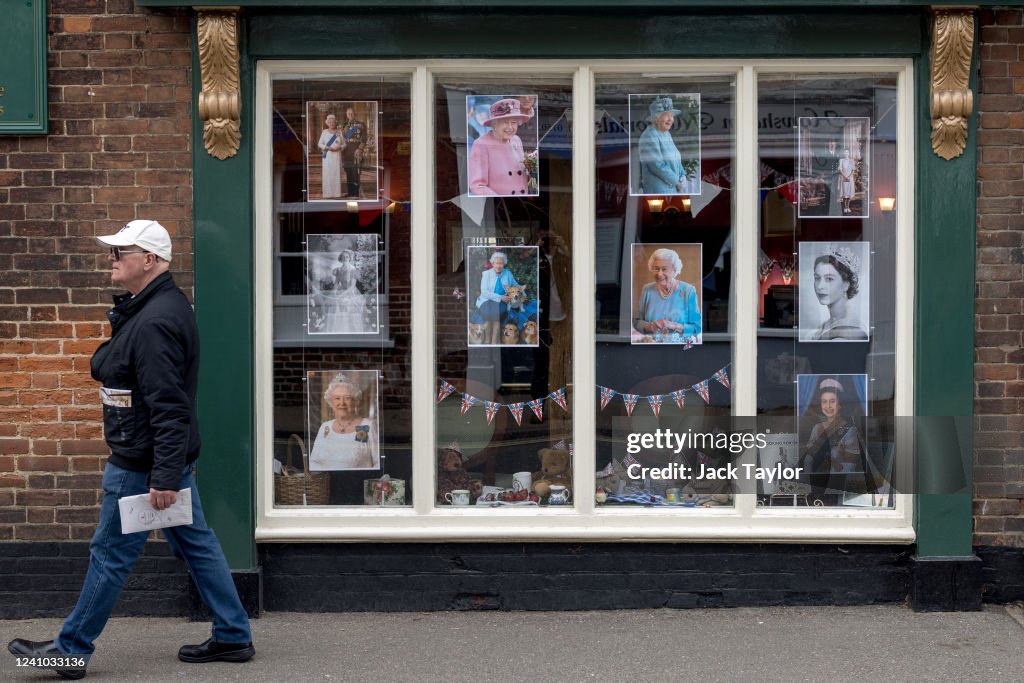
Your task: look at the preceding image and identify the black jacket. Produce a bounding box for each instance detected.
[92,272,201,490]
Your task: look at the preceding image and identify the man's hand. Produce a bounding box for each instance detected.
[149,488,177,511]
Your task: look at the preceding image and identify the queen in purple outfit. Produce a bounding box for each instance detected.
[468,98,535,197]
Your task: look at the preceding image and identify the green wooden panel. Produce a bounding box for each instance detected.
[193,47,257,570]
[0,0,47,134]
[246,11,922,58]
[913,21,977,558]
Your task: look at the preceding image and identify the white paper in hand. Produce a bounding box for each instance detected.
[118,489,192,534]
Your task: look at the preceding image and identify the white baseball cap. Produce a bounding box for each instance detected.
[96,220,172,262]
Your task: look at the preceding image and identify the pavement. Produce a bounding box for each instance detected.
[3,605,1024,682]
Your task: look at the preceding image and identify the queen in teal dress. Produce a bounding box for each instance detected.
[632,247,702,344]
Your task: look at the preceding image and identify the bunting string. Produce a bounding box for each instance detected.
[436,365,731,425]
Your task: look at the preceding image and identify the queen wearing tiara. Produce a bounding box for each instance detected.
[801,377,872,503]
[810,244,868,341]
[310,373,379,471]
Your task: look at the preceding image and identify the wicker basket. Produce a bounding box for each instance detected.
[274,433,330,506]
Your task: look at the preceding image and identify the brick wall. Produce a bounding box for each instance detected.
[0,1,192,541]
[974,7,1024,548]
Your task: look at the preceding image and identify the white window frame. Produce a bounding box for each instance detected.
[254,59,915,543]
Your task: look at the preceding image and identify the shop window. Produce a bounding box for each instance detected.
[255,62,913,540]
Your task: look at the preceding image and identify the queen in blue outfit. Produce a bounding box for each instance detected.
[471,251,520,345]
[637,96,698,195]
[632,247,702,344]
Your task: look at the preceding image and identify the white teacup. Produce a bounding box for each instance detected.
[445,489,470,506]
[548,485,571,505]
[512,471,532,492]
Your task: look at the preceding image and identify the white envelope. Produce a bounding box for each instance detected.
[118,489,192,534]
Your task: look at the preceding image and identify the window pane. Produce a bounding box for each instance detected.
[270,74,412,507]
[433,77,575,507]
[756,74,898,509]
[594,74,737,508]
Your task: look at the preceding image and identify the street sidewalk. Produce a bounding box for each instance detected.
[4,605,1024,682]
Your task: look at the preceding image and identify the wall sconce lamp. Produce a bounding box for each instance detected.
[384,201,398,214]
[680,196,692,213]
[647,198,664,213]
[346,201,359,213]
[878,196,896,213]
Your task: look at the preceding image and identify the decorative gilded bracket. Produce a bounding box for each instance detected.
[195,7,241,160]
[930,7,976,160]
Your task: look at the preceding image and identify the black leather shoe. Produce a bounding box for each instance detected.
[7,639,87,679]
[178,638,255,663]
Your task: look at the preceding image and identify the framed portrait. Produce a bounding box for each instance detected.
[797,116,870,219]
[307,369,380,472]
[306,100,379,202]
[466,94,539,198]
[797,241,870,342]
[465,244,540,347]
[630,243,703,345]
[628,93,702,197]
[306,233,380,336]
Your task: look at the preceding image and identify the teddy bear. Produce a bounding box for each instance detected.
[436,446,482,504]
[596,459,625,495]
[532,447,573,497]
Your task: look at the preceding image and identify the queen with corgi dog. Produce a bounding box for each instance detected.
[470,251,520,345]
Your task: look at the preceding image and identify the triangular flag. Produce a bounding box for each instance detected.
[670,389,686,411]
[450,193,487,226]
[484,400,501,425]
[460,393,479,416]
[599,386,617,411]
[528,398,544,422]
[549,388,568,413]
[693,380,710,404]
[507,402,525,426]
[622,453,638,468]
[647,394,664,417]
[712,367,731,389]
[689,180,724,218]
[622,393,639,416]
[437,380,456,403]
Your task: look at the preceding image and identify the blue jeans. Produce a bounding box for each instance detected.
[56,462,252,655]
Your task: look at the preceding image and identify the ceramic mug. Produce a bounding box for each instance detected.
[445,489,470,506]
[548,485,571,505]
[512,471,532,493]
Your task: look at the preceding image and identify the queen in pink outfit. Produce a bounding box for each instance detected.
[468,98,535,197]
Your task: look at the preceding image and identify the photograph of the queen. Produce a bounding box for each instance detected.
[630,243,703,345]
[466,95,539,198]
[797,116,870,218]
[307,370,380,472]
[306,233,380,335]
[629,94,701,197]
[798,241,870,342]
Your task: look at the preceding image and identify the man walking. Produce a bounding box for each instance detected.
[8,220,254,679]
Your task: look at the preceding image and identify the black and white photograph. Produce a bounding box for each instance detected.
[628,93,701,197]
[466,245,540,347]
[306,233,380,335]
[798,241,870,342]
[630,243,703,345]
[306,100,379,202]
[307,370,380,472]
[466,95,539,198]
[797,116,870,218]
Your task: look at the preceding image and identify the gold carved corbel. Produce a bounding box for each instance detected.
[929,7,976,160]
[195,7,241,160]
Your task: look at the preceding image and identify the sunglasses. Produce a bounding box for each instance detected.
[109,247,149,260]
